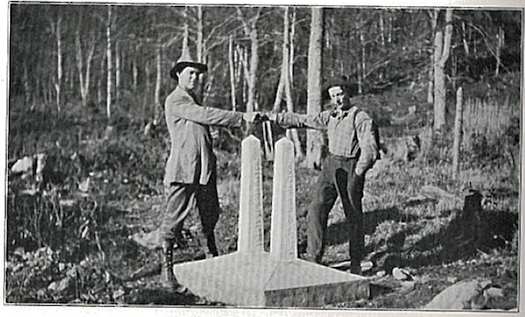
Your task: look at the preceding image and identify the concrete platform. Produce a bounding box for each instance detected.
[173,251,368,307]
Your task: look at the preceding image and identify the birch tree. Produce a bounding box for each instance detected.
[154,43,162,123]
[49,13,63,112]
[237,7,262,112]
[427,10,438,104]
[273,7,304,160]
[306,7,324,169]
[75,13,96,108]
[433,8,453,132]
[106,5,113,120]
[228,35,237,111]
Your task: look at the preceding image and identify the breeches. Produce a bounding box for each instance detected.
[159,177,220,254]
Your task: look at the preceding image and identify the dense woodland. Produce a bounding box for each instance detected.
[5,4,522,308]
[9,5,521,124]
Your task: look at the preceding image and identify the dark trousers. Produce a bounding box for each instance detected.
[159,175,220,256]
[307,155,365,270]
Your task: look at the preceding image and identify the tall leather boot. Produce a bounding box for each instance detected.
[160,240,187,293]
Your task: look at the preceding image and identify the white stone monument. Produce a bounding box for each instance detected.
[270,138,297,260]
[172,136,370,307]
[238,135,264,253]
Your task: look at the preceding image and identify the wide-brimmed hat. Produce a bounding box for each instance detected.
[169,46,207,81]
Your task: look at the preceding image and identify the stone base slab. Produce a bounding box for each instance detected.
[173,251,370,307]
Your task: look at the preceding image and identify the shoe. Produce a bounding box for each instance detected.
[160,240,187,293]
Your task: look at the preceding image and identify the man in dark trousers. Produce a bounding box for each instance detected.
[267,78,380,274]
[160,48,259,292]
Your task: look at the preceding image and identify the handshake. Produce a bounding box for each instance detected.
[242,112,277,124]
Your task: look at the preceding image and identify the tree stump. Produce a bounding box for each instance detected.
[460,189,483,248]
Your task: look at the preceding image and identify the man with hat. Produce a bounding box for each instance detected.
[265,77,380,274]
[160,48,259,292]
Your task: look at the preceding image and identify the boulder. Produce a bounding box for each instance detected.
[10,156,34,176]
[423,279,500,310]
[10,153,47,183]
[48,276,73,293]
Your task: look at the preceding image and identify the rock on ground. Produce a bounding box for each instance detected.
[423,279,503,310]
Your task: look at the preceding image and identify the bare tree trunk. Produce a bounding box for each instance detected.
[68,65,74,92]
[452,87,463,180]
[36,77,42,105]
[248,28,259,111]
[56,17,62,113]
[143,62,151,121]
[388,13,393,44]
[427,10,438,104]
[237,8,261,113]
[23,63,30,105]
[116,41,121,102]
[75,28,85,105]
[243,48,248,107]
[427,66,434,104]
[433,9,453,132]
[306,7,324,169]
[451,56,458,91]
[228,35,237,111]
[234,44,242,102]
[50,16,63,112]
[196,6,204,62]
[106,5,113,120]
[356,60,362,95]
[85,43,94,106]
[202,55,214,106]
[46,81,52,106]
[273,56,284,113]
[284,8,303,160]
[237,46,248,107]
[360,30,366,93]
[97,54,104,106]
[273,7,303,159]
[196,6,206,100]
[461,21,470,56]
[76,21,96,108]
[132,50,138,92]
[289,7,296,87]
[183,6,189,55]
[379,12,385,80]
[433,30,445,131]
[495,26,504,77]
[154,44,162,122]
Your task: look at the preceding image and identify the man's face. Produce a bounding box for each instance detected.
[177,66,201,92]
[328,86,350,110]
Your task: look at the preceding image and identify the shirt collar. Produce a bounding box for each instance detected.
[176,86,201,105]
[331,105,356,119]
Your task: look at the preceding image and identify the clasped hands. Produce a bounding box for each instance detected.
[242,112,277,124]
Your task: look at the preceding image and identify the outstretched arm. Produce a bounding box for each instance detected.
[166,93,244,127]
[274,111,331,130]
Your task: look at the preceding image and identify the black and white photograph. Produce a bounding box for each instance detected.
[2,0,523,315]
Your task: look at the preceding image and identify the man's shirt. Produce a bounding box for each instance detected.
[276,105,379,175]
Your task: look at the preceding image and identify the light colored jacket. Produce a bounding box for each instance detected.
[164,86,243,185]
